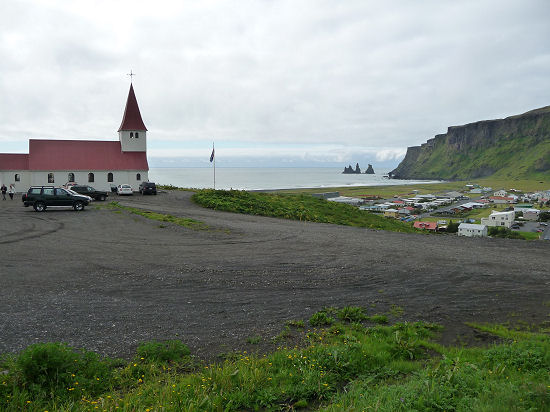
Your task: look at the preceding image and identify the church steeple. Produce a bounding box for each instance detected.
[118,83,147,132]
[118,83,147,152]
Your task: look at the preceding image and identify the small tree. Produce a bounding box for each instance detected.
[447,220,459,233]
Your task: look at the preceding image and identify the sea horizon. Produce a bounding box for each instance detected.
[148,167,442,191]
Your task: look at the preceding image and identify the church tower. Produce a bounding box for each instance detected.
[118,83,147,152]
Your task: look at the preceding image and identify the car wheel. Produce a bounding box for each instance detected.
[34,201,46,212]
[99,195,106,201]
[73,201,84,211]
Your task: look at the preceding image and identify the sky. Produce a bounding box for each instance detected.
[1,0,549,169]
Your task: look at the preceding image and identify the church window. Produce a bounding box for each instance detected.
[136,173,141,181]
[68,172,75,182]
[130,132,134,138]
[135,132,139,138]
[88,173,94,183]
[48,173,54,183]
[15,174,20,182]
[107,172,113,182]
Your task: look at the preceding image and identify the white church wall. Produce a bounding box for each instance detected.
[21,170,148,192]
[0,171,30,193]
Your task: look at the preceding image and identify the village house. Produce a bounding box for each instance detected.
[494,189,507,197]
[413,221,437,231]
[384,209,399,218]
[481,210,515,228]
[458,223,488,237]
[489,195,517,204]
[522,209,540,221]
[0,84,149,192]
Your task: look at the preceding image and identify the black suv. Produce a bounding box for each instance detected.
[22,186,90,212]
[139,181,157,195]
[70,185,109,201]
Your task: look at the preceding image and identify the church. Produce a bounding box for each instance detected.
[0,83,149,192]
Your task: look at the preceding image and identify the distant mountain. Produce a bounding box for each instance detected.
[390,106,550,180]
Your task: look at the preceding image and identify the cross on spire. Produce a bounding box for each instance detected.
[127,70,136,83]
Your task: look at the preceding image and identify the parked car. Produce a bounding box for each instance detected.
[117,184,133,195]
[66,189,93,203]
[70,185,108,201]
[22,186,90,212]
[139,181,157,195]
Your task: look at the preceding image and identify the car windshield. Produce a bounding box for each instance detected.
[66,189,80,196]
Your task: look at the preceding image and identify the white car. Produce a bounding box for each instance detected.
[117,184,133,196]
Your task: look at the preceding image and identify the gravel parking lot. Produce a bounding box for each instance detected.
[1,191,549,360]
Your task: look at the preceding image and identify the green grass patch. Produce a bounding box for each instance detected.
[192,189,417,233]
[106,201,210,230]
[1,314,548,411]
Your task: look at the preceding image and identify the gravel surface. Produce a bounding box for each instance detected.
[1,191,549,359]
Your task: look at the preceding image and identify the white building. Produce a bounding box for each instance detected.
[494,190,507,197]
[458,223,488,237]
[523,209,540,221]
[0,84,149,192]
[481,210,515,228]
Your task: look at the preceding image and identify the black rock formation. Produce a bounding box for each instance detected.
[343,163,362,174]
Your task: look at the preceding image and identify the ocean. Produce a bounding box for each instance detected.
[148,167,440,191]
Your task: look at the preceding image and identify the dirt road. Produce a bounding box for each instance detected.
[1,191,548,359]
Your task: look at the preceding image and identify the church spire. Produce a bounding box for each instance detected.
[118,83,147,132]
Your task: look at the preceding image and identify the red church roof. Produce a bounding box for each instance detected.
[27,140,148,171]
[118,84,148,132]
[0,153,29,170]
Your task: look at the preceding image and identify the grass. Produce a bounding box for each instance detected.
[106,201,210,230]
[273,178,549,198]
[1,307,548,411]
[192,189,417,233]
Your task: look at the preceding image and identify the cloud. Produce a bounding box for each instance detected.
[1,0,549,166]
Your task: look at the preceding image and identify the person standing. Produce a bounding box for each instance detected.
[8,184,15,200]
[1,184,6,200]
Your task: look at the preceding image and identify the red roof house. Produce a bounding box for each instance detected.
[413,221,438,231]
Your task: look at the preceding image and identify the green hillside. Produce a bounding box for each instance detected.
[391,106,550,181]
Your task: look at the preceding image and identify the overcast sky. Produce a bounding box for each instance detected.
[1,0,549,168]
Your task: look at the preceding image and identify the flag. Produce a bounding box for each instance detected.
[210,146,215,162]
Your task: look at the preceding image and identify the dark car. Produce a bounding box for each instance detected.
[70,185,109,201]
[22,186,90,212]
[139,181,157,195]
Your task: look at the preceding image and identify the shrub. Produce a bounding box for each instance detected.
[286,320,305,328]
[136,340,191,363]
[309,311,335,327]
[14,342,112,401]
[447,220,459,233]
[488,226,523,239]
[337,306,367,323]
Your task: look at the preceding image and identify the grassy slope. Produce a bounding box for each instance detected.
[192,189,417,233]
[1,312,548,411]
[414,135,550,181]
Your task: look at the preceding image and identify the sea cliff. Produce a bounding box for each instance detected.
[390,106,550,180]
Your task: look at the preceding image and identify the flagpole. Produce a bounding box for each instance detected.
[213,142,216,189]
